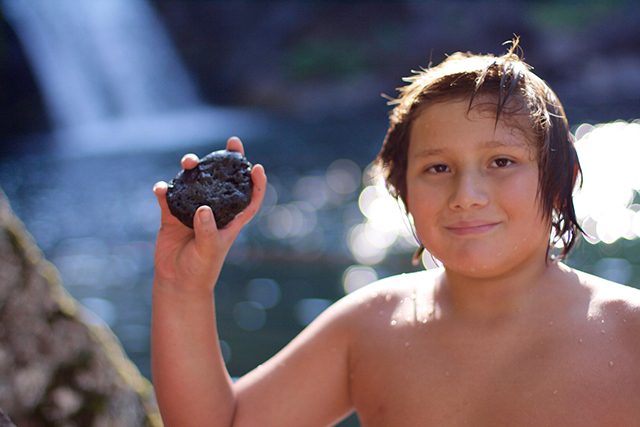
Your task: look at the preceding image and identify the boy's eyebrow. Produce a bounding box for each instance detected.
[414,139,529,158]
[413,147,445,158]
[480,138,529,149]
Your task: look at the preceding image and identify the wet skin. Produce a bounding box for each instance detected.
[346,268,640,426]
[344,100,640,426]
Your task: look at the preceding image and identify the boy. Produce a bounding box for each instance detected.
[151,42,640,426]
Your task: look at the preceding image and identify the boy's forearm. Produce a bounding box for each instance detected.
[151,279,236,427]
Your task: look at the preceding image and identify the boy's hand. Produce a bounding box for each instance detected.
[152,136,267,294]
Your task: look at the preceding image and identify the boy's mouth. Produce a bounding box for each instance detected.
[445,220,500,236]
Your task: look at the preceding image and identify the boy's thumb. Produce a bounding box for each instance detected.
[193,206,218,253]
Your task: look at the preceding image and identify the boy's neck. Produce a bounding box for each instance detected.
[435,253,564,323]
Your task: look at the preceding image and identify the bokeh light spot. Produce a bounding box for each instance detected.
[294,298,332,326]
[343,265,378,294]
[234,301,266,331]
[246,278,281,309]
[574,120,640,245]
[326,158,361,195]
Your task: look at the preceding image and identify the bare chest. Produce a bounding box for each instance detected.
[349,319,640,426]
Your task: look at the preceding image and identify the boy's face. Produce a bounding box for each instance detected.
[405,98,550,278]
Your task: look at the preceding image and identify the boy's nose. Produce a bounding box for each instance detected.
[449,172,489,210]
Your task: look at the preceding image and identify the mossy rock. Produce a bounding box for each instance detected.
[0,187,162,427]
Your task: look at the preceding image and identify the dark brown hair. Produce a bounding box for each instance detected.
[376,41,583,258]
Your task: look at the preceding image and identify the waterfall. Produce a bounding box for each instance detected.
[2,0,264,156]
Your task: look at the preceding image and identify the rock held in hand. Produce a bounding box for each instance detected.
[166,150,253,228]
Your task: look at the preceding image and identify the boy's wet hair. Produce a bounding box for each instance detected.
[376,39,583,259]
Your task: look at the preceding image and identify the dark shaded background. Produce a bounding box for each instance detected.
[3,1,640,144]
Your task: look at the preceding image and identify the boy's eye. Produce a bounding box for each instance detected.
[427,164,450,173]
[491,158,513,168]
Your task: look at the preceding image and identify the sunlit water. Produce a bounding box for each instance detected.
[0,113,387,385]
[573,120,640,244]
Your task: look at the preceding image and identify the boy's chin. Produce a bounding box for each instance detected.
[439,254,521,279]
[442,263,503,279]
[441,252,547,280]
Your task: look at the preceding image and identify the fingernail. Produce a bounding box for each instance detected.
[153,182,166,193]
[199,207,212,223]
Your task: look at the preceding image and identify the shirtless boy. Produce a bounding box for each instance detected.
[151,43,640,426]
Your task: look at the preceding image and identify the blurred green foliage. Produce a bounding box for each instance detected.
[528,0,624,30]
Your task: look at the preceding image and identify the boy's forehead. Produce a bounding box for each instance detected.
[409,99,536,154]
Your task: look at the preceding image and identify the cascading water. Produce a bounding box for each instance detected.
[1,0,264,156]
[0,0,271,381]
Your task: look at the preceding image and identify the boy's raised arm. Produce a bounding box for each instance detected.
[151,137,266,426]
[150,137,354,427]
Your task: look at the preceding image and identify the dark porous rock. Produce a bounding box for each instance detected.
[0,187,162,427]
[166,150,253,229]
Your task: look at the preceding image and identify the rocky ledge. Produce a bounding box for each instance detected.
[0,186,161,426]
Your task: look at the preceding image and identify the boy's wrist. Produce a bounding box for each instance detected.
[153,275,216,302]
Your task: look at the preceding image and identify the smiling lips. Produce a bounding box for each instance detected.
[445,221,500,236]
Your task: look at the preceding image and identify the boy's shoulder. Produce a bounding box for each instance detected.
[570,267,640,327]
[350,268,441,300]
[572,267,640,306]
[329,269,442,328]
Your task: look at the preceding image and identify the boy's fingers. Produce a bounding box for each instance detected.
[226,136,245,155]
[153,181,181,226]
[181,154,199,170]
[156,148,262,240]
[247,164,267,217]
[181,136,244,170]
[193,205,220,255]
[153,181,168,197]
[251,163,267,196]
[153,181,169,212]
[224,164,267,235]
